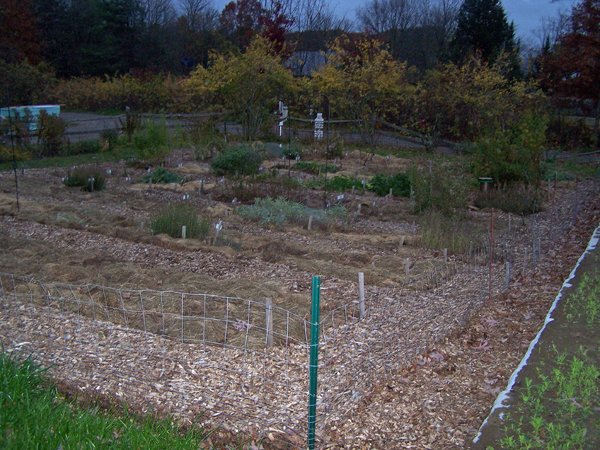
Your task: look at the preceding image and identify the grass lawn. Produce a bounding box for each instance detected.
[0,352,207,449]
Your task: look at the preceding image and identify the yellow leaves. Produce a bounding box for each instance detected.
[186,36,295,111]
[312,36,411,120]
[416,58,546,139]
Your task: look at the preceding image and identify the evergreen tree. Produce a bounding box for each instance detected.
[450,0,519,74]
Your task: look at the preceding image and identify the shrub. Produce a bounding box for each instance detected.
[119,109,141,143]
[546,116,595,150]
[211,144,263,176]
[188,119,225,160]
[132,120,170,163]
[327,175,363,192]
[63,168,105,192]
[0,145,31,164]
[36,112,66,157]
[471,111,547,186]
[100,129,118,151]
[0,60,55,105]
[409,163,468,215]
[141,167,182,184]
[49,74,192,113]
[282,141,302,160]
[237,197,347,228]
[150,204,209,239]
[474,187,543,215]
[69,140,102,155]
[368,173,411,197]
[294,161,339,175]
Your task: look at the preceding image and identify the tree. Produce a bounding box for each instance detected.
[220,0,266,49]
[540,0,600,142]
[180,0,217,32]
[31,0,72,76]
[356,0,460,70]
[450,0,520,76]
[414,58,544,140]
[312,36,413,139]
[357,0,417,59]
[0,0,41,64]
[186,36,296,140]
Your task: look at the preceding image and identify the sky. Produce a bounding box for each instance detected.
[212,0,579,42]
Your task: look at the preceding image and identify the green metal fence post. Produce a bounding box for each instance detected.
[307,275,321,449]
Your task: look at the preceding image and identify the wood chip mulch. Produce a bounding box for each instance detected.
[0,180,598,448]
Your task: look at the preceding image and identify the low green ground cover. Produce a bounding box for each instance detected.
[490,253,600,449]
[0,352,207,449]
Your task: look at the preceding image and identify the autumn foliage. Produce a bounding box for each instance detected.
[540,0,600,143]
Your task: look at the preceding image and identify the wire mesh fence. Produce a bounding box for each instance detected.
[0,180,594,447]
[0,275,310,352]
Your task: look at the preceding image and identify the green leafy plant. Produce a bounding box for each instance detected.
[368,173,411,197]
[63,167,105,192]
[409,163,468,215]
[150,204,209,239]
[327,175,363,192]
[141,167,182,184]
[282,141,302,160]
[132,120,170,163]
[293,161,339,175]
[119,108,141,142]
[471,111,548,186]
[69,140,102,156]
[211,144,263,177]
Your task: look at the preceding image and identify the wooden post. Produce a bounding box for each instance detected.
[488,209,494,303]
[443,248,448,263]
[505,261,511,290]
[308,215,313,231]
[358,272,365,320]
[404,258,410,276]
[181,225,187,239]
[265,298,273,348]
[469,242,473,268]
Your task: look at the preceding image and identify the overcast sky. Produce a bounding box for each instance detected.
[212,0,578,41]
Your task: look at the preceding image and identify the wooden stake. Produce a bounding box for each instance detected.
[265,298,273,348]
[181,225,187,239]
[404,258,410,276]
[358,272,365,320]
[443,248,448,263]
[308,215,313,231]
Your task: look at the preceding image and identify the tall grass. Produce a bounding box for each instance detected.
[63,167,106,192]
[419,210,481,254]
[0,352,207,449]
[150,204,209,239]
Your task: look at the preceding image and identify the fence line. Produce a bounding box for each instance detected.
[0,179,595,447]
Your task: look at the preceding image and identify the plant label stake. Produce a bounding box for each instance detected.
[307,276,321,450]
[358,272,365,320]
